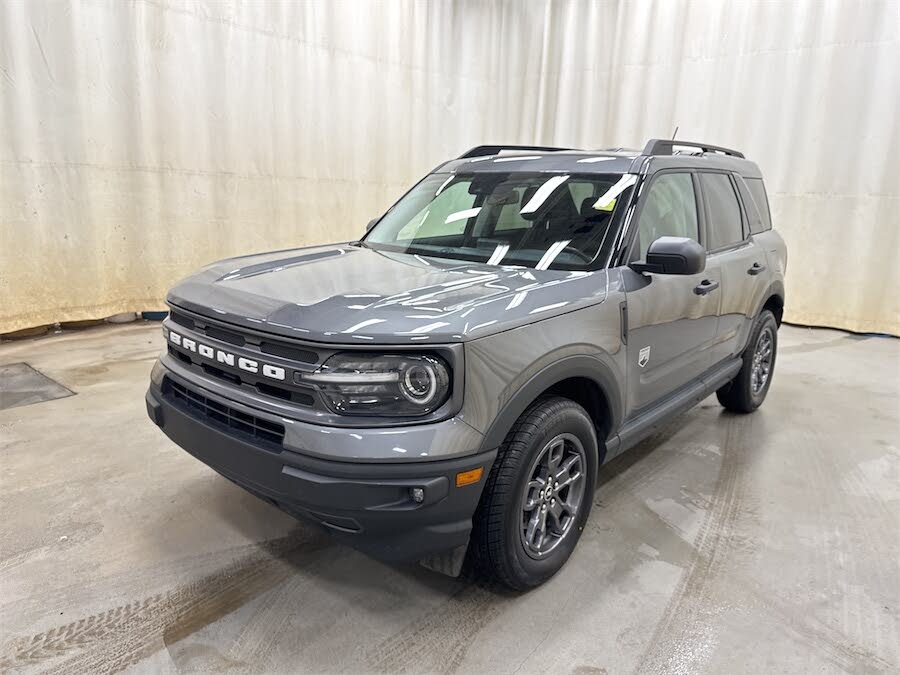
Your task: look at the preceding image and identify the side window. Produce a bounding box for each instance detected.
[745,178,772,233]
[701,173,744,249]
[636,172,699,259]
[398,182,477,240]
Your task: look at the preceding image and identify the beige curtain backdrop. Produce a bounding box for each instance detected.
[2,0,898,335]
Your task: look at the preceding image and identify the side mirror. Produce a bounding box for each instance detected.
[630,236,705,275]
[366,218,379,232]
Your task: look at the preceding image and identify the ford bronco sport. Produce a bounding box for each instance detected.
[146,139,786,589]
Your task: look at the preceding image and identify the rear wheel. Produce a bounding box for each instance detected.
[469,397,598,590]
[717,309,778,413]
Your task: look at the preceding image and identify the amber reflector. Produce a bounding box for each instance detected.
[455,467,484,487]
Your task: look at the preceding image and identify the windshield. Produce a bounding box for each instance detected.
[365,172,635,270]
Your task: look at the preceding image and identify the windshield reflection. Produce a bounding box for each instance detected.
[365,171,635,271]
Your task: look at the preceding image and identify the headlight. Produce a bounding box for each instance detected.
[300,353,451,416]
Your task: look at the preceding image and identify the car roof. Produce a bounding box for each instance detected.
[434,140,763,179]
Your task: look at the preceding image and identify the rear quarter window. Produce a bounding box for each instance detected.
[745,178,773,233]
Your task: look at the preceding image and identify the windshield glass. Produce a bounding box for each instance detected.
[365,172,635,270]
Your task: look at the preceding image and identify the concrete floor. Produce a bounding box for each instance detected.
[0,322,897,674]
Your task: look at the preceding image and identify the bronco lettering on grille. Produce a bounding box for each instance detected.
[167,330,286,381]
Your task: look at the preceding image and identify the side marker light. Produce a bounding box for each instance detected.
[455,467,484,487]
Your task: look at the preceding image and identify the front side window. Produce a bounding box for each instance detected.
[701,173,744,249]
[365,172,633,270]
[634,172,699,259]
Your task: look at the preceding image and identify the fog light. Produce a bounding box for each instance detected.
[410,487,425,503]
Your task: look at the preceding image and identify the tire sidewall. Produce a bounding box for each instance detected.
[503,403,598,586]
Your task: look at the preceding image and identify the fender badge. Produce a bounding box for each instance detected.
[638,346,651,368]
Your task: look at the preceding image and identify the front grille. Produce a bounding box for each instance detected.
[162,377,285,449]
[260,341,317,363]
[205,325,245,346]
[166,306,322,366]
[169,311,195,330]
[167,345,315,406]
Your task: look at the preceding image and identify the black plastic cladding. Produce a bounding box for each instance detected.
[162,377,286,449]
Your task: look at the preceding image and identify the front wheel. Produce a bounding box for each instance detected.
[469,397,598,590]
[717,309,778,413]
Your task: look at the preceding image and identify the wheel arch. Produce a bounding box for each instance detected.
[479,355,622,462]
[756,281,785,326]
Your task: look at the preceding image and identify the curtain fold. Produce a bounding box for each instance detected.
[2,0,898,335]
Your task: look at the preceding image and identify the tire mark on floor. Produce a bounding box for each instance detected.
[736,574,897,673]
[634,414,756,674]
[224,575,307,669]
[634,415,894,675]
[0,529,327,674]
[366,584,506,673]
[779,334,869,355]
[798,429,899,669]
[223,545,351,671]
[0,535,304,627]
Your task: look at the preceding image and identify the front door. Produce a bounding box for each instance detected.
[622,171,721,415]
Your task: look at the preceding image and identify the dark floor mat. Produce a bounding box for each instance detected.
[0,363,74,410]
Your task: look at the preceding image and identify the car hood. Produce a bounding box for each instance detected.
[167,244,608,344]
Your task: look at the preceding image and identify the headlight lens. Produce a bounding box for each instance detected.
[300,353,451,416]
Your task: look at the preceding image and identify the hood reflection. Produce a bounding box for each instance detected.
[167,244,609,345]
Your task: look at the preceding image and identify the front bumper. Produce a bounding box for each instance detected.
[146,379,496,562]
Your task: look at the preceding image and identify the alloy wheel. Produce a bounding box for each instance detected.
[751,326,774,395]
[519,433,587,558]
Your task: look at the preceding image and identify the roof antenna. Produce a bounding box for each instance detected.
[671,126,679,140]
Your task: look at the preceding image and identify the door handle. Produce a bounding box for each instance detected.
[747,262,767,275]
[694,279,719,295]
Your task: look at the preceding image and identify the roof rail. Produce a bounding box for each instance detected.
[459,144,573,159]
[642,139,745,159]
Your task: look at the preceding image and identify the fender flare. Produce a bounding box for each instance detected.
[478,354,623,455]
[732,280,785,354]
[754,279,785,320]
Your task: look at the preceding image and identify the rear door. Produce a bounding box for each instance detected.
[622,170,722,414]
[698,172,769,362]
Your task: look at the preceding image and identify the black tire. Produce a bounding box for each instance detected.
[716,309,778,413]
[469,396,598,590]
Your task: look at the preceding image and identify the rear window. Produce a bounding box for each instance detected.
[745,178,772,233]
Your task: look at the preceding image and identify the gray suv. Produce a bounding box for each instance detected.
[146,139,786,589]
